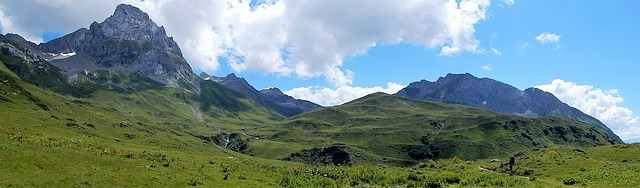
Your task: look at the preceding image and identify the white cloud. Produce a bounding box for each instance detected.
[481,65,492,71]
[535,32,561,44]
[522,41,529,49]
[536,79,640,140]
[490,32,497,41]
[490,48,502,56]
[284,82,406,106]
[505,0,515,5]
[0,0,490,87]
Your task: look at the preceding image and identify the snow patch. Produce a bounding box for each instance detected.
[45,52,76,61]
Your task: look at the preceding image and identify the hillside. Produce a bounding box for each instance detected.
[0,48,538,187]
[395,73,622,143]
[250,92,618,166]
[0,40,285,152]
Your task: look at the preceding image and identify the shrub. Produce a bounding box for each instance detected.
[563,178,579,185]
[187,179,204,186]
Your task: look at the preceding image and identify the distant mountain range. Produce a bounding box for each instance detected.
[395,73,622,143]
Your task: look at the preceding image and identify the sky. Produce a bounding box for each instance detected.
[0,0,638,141]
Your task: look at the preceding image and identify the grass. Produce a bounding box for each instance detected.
[255,92,617,166]
[1,47,639,187]
[479,143,640,187]
[0,131,553,187]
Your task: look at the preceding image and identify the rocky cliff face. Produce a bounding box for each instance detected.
[395,73,623,143]
[39,4,193,87]
[201,73,323,116]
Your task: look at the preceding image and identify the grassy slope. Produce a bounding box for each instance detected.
[254,93,617,166]
[0,60,540,187]
[0,60,286,186]
[2,58,639,187]
[479,143,640,187]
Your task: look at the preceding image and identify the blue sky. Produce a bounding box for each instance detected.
[1,0,639,140]
[226,0,639,120]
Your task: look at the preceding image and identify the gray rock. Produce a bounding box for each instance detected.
[38,4,194,87]
[0,42,46,63]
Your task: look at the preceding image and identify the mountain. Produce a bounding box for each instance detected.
[200,73,322,116]
[250,92,619,166]
[395,73,623,143]
[259,87,323,114]
[2,3,319,116]
[0,4,285,125]
[38,4,194,88]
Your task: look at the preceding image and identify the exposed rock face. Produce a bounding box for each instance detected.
[200,73,323,116]
[0,41,46,64]
[0,34,43,58]
[38,4,193,87]
[395,73,622,143]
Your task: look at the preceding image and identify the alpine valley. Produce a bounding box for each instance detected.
[1,4,638,187]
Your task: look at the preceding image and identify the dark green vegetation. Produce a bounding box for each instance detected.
[1,45,638,187]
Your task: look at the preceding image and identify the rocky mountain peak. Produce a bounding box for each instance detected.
[38,4,191,88]
[95,4,158,41]
[259,87,286,99]
[262,87,283,93]
[226,73,238,79]
[199,72,211,79]
[436,73,481,86]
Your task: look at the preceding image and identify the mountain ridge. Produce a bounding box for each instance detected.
[200,72,323,116]
[395,73,622,143]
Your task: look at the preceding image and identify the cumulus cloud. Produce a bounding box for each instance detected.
[490,48,502,56]
[535,32,561,44]
[0,0,490,86]
[284,82,406,106]
[0,0,124,43]
[536,79,640,140]
[481,65,492,71]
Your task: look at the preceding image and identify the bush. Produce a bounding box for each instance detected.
[563,178,579,185]
[187,179,204,186]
